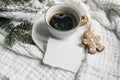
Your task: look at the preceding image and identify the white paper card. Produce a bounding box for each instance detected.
[43,38,84,72]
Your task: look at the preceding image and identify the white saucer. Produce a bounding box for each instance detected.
[32,14,53,52]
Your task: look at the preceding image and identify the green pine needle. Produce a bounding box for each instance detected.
[5,32,16,47]
[15,21,32,31]
[0,17,14,33]
[0,17,10,26]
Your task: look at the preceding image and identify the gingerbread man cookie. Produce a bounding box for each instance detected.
[82,30,105,54]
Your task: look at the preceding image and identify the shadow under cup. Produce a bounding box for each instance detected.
[45,4,81,39]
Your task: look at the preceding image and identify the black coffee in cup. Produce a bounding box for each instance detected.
[49,11,77,31]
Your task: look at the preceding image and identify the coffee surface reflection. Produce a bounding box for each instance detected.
[49,11,77,31]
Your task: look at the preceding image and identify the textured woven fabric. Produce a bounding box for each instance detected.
[0,45,75,80]
[92,0,120,40]
[75,19,120,80]
[0,0,120,80]
[75,0,120,80]
[0,0,46,21]
[93,0,120,14]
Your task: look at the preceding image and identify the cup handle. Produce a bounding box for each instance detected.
[80,16,88,26]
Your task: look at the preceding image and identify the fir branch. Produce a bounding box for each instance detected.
[15,21,32,31]
[5,21,35,47]
[5,32,16,47]
[0,17,35,47]
[0,17,10,25]
[12,22,34,45]
[0,17,14,33]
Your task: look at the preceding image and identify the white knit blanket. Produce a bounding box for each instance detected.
[0,0,120,80]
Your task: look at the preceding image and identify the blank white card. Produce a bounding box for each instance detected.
[43,38,84,72]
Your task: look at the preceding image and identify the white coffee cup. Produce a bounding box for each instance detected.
[45,4,88,39]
